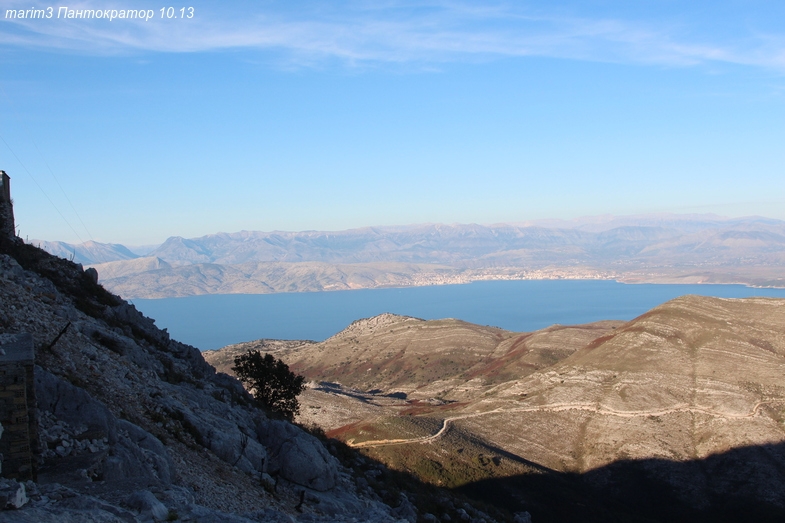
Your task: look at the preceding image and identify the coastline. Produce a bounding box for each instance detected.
[129,279,785,351]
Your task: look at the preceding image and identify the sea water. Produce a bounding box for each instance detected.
[132,280,785,351]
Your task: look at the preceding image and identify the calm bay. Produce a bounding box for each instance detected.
[132,280,785,351]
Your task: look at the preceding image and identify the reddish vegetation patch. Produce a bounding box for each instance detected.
[582,334,616,352]
[326,420,366,439]
[292,363,324,380]
[327,420,390,441]
[749,338,777,354]
[575,324,633,353]
[463,334,533,381]
[509,334,533,352]
[399,401,468,416]
[630,310,657,323]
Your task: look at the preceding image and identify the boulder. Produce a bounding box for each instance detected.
[84,267,98,285]
[257,420,338,491]
[125,490,169,521]
[165,403,266,475]
[115,420,173,484]
[391,492,418,523]
[0,479,27,509]
[36,367,117,444]
[36,368,171,485]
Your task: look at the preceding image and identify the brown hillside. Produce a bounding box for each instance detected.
[206,295,785,519]
[445,295,785,474]
[210,313,622,403]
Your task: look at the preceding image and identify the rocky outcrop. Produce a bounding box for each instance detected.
[258,420,338,491]
[125,490,169,521]
[0,478,27,510]
[0,241,408,522]
[35,368,173,485]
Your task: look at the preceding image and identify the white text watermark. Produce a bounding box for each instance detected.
[5,7,195,21]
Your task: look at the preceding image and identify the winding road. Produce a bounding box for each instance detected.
[348,400,771,449]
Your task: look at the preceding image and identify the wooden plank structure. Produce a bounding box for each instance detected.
[0,333,37,480]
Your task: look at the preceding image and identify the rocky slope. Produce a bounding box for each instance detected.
[0,235,490,521]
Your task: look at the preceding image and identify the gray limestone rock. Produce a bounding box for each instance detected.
[257,420,338,491]
[190,414,265,474]
[0,230,407,523]
[102,434,169,485]
[261,472,277,492]
[125,490,168,521]
[0,508,128,522]
[36,368,171,485]
[116,420,173,484]
[84,267,98,284]
[109,303,170,349]
[36,367,118,444]
[185,503,261,522]
[391,493,417,523]
[0,254,25,282]
[158,397,267,476]
[58,494,138,520]
[0,478,27,509]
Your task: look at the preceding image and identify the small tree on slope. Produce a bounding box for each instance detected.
[232,350,305,421]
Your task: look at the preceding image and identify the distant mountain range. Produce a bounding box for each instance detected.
[31,213,785,298]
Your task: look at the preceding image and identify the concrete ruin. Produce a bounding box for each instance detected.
[0,171,14,240]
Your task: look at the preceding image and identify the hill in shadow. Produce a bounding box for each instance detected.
[457,440,785,523]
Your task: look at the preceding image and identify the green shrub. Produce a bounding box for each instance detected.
[232,351,305,421]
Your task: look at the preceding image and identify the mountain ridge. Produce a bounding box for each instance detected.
[88,220,785,298]
[29,214,785,298]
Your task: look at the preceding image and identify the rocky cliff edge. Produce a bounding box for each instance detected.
[0,234,414,522]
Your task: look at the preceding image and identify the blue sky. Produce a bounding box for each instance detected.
[1,1,784,245]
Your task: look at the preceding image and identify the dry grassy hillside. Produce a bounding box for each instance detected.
[454,295,785,473]
[213,313,621,402]
[207,296,785,521]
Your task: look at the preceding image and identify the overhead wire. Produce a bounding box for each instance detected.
[0,83,110,264]
[0,132,87,246]
[29,133,96,242]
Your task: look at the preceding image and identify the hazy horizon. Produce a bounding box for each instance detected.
[26,210,785,251]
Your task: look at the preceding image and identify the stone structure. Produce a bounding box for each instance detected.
[0,171,14,239]
[0,333,37,480]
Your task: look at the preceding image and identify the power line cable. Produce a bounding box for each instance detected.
[0,85,95,242]
[0,132,87,247]
[0,84,111,264]
[31,139,96,241]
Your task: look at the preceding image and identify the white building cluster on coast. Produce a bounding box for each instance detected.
[407,267,619,287]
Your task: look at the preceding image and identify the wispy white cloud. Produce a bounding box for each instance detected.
[2,0,784,71]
